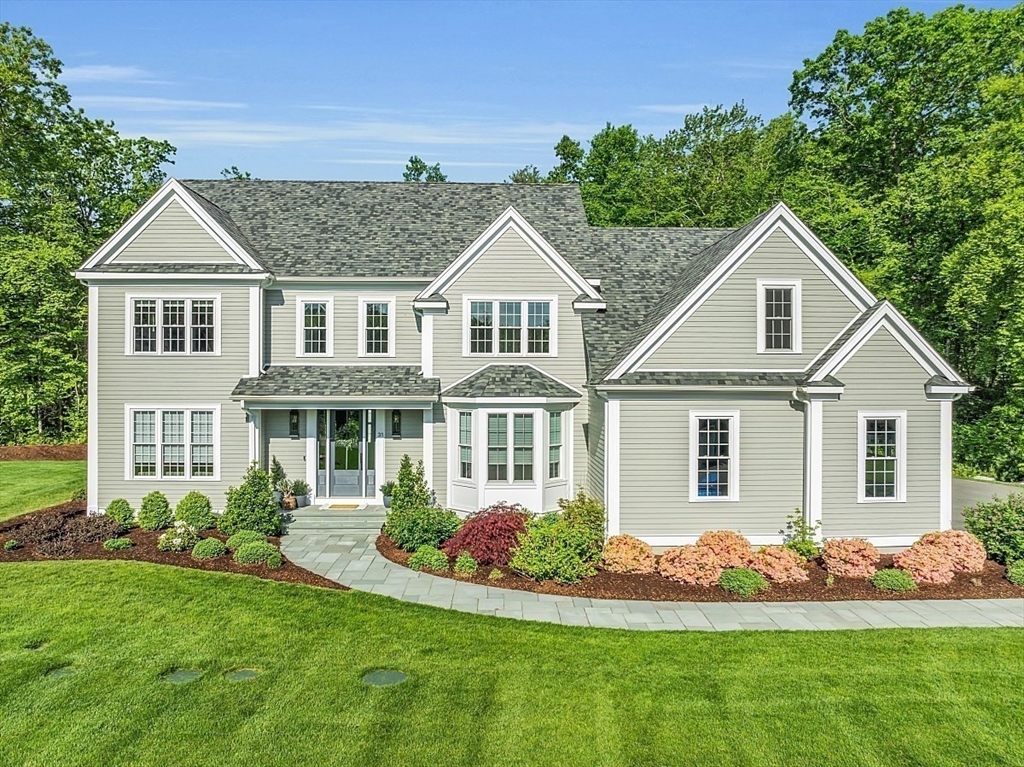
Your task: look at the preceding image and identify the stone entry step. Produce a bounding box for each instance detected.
[284,506,386,535]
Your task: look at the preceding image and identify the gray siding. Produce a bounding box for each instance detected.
[95,281,253,511]
[384,409,424,480]
[618,393,803,537]
[263,410,307,486]
[641,229,860,370]
[587,390,605,503]
[111,200,236,264]
[821,328,940,537]
[432,402,447,507]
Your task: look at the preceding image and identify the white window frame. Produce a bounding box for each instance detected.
[296,295,334,358]
[756,278,802,354]
[358,296,397,358]
[857,410,907,504]
[124,294,222,356]
[482,409,540,486]
[548,410,563,480]
[457,410,473,480]
[688,410,740,502]
[124,404,221,481]
[462,295,558,357]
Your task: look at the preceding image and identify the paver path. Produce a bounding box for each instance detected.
[281,507,1024,632]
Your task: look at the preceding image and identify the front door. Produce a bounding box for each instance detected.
[316,409,375,498]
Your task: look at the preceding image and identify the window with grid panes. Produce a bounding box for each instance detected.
[864,418,899,498]
[303,301,328,354]
[459,411,473,479]
[364,302,389,355]
[696,417,732,498]
[763,287,793,351]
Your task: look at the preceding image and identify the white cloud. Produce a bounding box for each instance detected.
[638,104,708,115]
[61,64,168,84]
[75,96,246,111]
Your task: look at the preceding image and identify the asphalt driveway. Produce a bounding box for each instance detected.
[953,478,1022,529]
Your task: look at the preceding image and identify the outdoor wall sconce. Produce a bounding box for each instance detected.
[391,410,402,438]
[289,409,300,438]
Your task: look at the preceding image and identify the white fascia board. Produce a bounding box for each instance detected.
[594,385,799,394]
[417,206,601,301]
[75,271,269,282]
[796,386,845,398]
[412,299,449,313]
[237,396,438,409]
[572,299,607,313]
[441,396,581,405]
[274,276,431,284]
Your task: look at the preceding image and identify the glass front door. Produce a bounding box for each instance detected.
[316,409,375,498]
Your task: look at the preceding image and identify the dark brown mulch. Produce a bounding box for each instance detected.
[377,534,1024,602]
[0,444,87,461]
[0,503,344,590]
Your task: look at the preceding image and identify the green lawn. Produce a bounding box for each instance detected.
[0,460,86,522]
[1,562,1022,766]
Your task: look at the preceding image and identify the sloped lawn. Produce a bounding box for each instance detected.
[0,460,85,522]
[1,561,1022,766]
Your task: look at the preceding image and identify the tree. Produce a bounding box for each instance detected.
[402,155,447,182]
[545,135,584,183]
[220,165,255,180]
[508,164,543,184]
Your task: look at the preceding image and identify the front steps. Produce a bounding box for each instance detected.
[283,505,387,536]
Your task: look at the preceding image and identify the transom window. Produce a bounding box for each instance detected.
[359,297,396,357]
[299,299,332,356]
[689,411,739,501]
[129,406,218,480]
[756,280,801,354]
[466,298,555,356]
[548,411,562,479]
[459,411,473,480]
[130,297,219,355]
[486,412,535,483]
[859,412,905,502]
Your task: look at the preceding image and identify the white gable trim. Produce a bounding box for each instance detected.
[607,203,876,379]
[417,206,601,301]
[81,178,263,272]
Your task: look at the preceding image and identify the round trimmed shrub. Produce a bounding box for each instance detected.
[963,492,1024,565]
[508,518,597,584]
[696,530,753,568]
[386,506,461,552]
[233,540,282,568]
[750,545,809,583]
[453,551,478,575]
[4,539,20,551]
[657,545,722,586]
[137,491,173,531]
[175,491,216,530]
[102,537,133,551]
[822,538,880,579]
[218,463,282,536]
[871,568,917,592]
[915,530,986,573]
[1007,560,1024,586]
[408,545,449,572]
[718,567,769,597]
[226,530,265,551]
[192,537,228,560]
[441,502,530,566]
[104,498,135,529]
[157,521,200,552]
[893,543,955,584]
[601,534,655,574]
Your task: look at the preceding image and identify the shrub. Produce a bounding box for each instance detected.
[557,489,606,560]
[1007,560,1024,586]
[137,491,173,531]
[386,506,461,552]
[509,518,597,584]
[453,551,479,575]
[821,538,880,579]
[157,521,201,552]
[219,463,281,536]
[871,568,917,592]
[104,499,135,529]
[893,543,955,585]
[488,568,504,581]
[65,515,123,543]
[658,546,723,586]
[440,502,531,566]
[226,530,265,551]
[36,538,74,558]
[719,568,769,597]
[408,545,449,572]
[13,513,65,545]
[915,530,986,573]
[4,539,20,551]
[290,479,310,497]
[71,485,87,501]
[781,509,821,560]
[103,537,133,551]
[963,492,1024,565]
[233,540,282,568]
[749,545,809,583]
[696,530,752,568]
[192,537,228,560]
[601,534,655,574]
[174,491,215,530]
[269,455,287,493]
[390,455,432,513]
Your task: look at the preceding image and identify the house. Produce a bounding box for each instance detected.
[75,179,972,547]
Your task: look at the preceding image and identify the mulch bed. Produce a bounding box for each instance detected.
[0,444,87,461]
[0,502,344,590]
[376,534,1024,602]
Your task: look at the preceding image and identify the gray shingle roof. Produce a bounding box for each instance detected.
[599,371,803,388]
[232,366,439,399]
[442,364,581,399]
[804,301,887,379]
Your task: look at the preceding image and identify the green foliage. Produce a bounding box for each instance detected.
[191,538,228,560]
[233,540,282,568]
[453,551,478,575]
[4,539,20,551]
[871,568,917,592]
[1007,560,1024,587]
[718,568,770,597]
[509,518,597,584]
[157,522,200,552]
[269,456,287,493]
[226,530,266,551]
[508,164,543,183]
[963,493,1024,565]
[137,492,172,531]
[379,480,397,497]
[487,568,504,581]
[174,491,215,530]
[104,499,135,530]
[402,156,447,182]
[408,545,449,573]
[220,166,255,180]
[781,509,821,560]
[557,489,606,561]
[102,538,133,551]
[390,455,432,513]
[219,463,281,536]
[290,479,310,497]
[386,506,461,552]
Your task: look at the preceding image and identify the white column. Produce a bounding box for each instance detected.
[248,410,262,467]
[423,405,434,492]
[803,398,824,535]
[375,408,386,502]
[939,399,953,530]
[605,398,620,536]
[87,285,99,514]
[306,410,317,501]
[248,284,261,377]
[420,313,434,378]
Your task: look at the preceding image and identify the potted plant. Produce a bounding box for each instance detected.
[280,480,298,511]
[291,479,311,508]
[379,480,397,508]
[269,456,287,505]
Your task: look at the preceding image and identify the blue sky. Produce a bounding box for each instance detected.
[2,0,1013,181]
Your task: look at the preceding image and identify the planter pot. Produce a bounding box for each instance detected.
[383,496,392,509]
[282,495,298,511]
[296,495,310,508]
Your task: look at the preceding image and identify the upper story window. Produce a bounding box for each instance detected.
[297,297,333,357]
[128,296,219,356]
[756,279,801,354]
[465,297,556,356]
[689,410,739,502]
[859,411,905,503]
[359,297,396,357]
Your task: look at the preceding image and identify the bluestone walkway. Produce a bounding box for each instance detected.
[281,507,1024,632]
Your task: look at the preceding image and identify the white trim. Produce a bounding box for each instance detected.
[572,299,607,312]
[605,399,620,536]
[688,410,740,503]
[248,409,261,466]
[756,278,802,354]
[305,409,317,502]
[375,408,386,501]
[420,313,434,377]
[461,295,559,358]
[442,396,580,406]
[857,410,907,504]
[637,534,922,548]
[418,206,601,301]
[87,286,99,514]
[76,272,269,282]
[595,385,798,394]
[440,361,583,397]
[248,285,261,377]
[803,398,824,532]
[412,299,449,312]
[565,408,575,492]
[124,293,222,357]
[123,404,222,481]
[358,296,397,358]
[295,295,335,358]
[239,397,436,409]
[940,400,953,530]
[423,406,434,492]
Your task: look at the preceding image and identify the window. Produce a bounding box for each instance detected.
[465,298,556,356]
[548,411,562,479]
[513,414,534,481]
[299,298,332,356]
[689,411,739,501]
[359,297,396,356]
[859,412,905,502]
[487,414,507,481]
[129,297,219,355]
[128,406,218,480]
[756,279,801,354]
[459,411,473,479]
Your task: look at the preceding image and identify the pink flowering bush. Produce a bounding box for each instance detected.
[893,543,956,585]
[695,530,752,569]
[750,545,809,584]
[821,538,880,579]
[915,530,986,573]
[601,535,656,574]
[658,545,723,586]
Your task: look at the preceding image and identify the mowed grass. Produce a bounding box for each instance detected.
[1,562,1022,767]
[0,460,86,522]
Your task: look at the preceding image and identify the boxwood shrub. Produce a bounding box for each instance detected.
[1007,560,1024,586]
[871,568,917,592]
[408,545,449,572]
[103,537,133,551]
[509,518,597,584]
[157,522,200,552]
[219,463,282,536]
[192,537,228,560]
[718,568,769,597]
[175,491,216,530]
[226,530,265,551]
[104,499,135,530]
[233,540,282,568]
[386,506,461,552]
[137,491,173,531]
[963,492,1024,565]
[4,539,19,551]
[453,551,478,575]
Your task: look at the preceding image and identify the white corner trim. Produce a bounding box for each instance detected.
[295,295,335,358]
[87,286,99,514]
[940,400,953,530]
[804,398,823,531]
[305,409,317,502]
[420,312,434,377]
[249,285,261,377]
[375,408,386,502]
[688,410,740,503]
[756,278,802,354]
[857,410,907,504]
[605,399,620,536]
[423,405,434,492]
[248,409,261,466]
[460,295,559,358]
[357,295,397,358]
